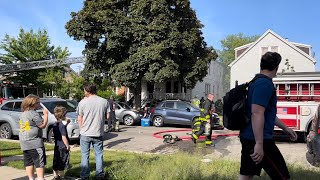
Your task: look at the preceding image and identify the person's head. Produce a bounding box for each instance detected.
[84,83,97,97]
[207,93,214,101]
[260,52,282,77]
[21,94,41,111]
[54,105,67,121]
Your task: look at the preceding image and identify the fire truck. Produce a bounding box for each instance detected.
[274,72,320,136]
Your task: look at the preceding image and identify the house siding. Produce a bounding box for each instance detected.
[192,60,225,100]
[230,32,316,88]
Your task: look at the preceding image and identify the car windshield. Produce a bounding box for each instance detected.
[119,102,132,109]
[42,101,76,113]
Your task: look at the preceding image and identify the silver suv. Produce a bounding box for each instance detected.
[0,98,80,142]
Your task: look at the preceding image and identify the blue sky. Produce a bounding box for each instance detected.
[1,0,319,71]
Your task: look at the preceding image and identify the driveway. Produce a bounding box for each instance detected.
[102,125,312,167]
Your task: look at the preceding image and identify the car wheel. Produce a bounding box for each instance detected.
[191,118,197,128]
[47,127,54,143]
[0,123,12,139]
[123,115,134,126]
[153,116,164,127]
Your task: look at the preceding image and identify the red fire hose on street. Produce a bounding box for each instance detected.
[152,129,239,141]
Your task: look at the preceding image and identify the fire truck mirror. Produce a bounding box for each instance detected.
[301,107,311,116]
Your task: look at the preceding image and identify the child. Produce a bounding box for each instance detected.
[52,106,71,180]
[19,94,48,180]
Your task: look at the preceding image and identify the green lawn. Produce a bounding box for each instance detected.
[0,141,55,157]
[6,150,320,180]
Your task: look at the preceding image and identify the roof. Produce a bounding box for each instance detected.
[3,98,65,103]
[229,29,317,67]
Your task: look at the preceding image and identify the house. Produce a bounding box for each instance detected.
[123,60,225,103]
[229,29,317,88]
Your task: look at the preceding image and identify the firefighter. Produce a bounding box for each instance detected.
[191,93,214,146]
[191,95,200,108]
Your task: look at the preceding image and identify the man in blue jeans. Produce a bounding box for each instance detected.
[77,84,110,180]
[239,52,298,180]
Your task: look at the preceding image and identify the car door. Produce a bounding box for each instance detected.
[10,101,23,134]
[162,101,176,124]
[175,102,194,125]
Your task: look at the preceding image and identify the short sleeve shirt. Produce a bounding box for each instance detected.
[77,95,110,137]
[53,121,70,149]
[240,74,277,140]
[19,110,44,151]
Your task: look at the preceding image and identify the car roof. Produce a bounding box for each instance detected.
[3,98,66,103]
[162,100,183,102]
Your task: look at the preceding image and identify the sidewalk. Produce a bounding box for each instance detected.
[0,166,58,180]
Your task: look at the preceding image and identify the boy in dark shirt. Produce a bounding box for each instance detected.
[52,106,70,180]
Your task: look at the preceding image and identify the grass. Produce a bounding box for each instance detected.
[6,150,320,180]
[0,141,55,157]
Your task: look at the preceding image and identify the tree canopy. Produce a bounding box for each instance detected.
[66,0,217,107]
[0,28,70,87]
[219,33,259,90]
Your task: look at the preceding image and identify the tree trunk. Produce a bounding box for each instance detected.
[133,81,142,110]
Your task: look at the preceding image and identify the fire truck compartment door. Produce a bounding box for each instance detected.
[277,106,298,128]
[301,107,311,116]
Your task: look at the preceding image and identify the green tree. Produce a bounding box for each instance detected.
[219,33,259,91]
[0,28,70,88]
[66,0,217,108]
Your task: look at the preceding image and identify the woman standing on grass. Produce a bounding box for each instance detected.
[19,94,48,180]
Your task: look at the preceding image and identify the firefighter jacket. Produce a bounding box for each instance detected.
[199,98,212,122]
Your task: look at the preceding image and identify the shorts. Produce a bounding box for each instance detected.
[240,138,290,179]
[23,147,46,168]
[53,146,70,171]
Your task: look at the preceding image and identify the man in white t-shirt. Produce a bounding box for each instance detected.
[77,84,110,180]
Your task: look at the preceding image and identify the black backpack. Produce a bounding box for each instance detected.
[223,76,260,130]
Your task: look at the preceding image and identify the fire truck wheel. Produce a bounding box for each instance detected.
[0,123,12,139]
[304,125,313,142]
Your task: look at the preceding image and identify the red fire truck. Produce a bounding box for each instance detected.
[274,72,320,136]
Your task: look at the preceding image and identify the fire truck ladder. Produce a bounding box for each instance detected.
[0,57,86,74]
[274,81,320,100]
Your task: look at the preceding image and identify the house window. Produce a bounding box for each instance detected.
[174,81,179,93]
[147,83,154,93]
[166,81,171,93]
[205,84,211,95]
[262,46,279,56]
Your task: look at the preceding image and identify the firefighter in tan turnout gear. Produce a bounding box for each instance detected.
[191,93,214,146]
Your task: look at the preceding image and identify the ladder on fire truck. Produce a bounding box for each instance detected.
[0,57,86,74]
[274,72,320,102]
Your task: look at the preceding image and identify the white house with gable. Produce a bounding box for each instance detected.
[229,29,317,88]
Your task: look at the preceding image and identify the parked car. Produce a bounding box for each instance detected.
[114,102,142,126]
[66,99,79,109]
[150,100,201,127]
[0,98,80,142]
